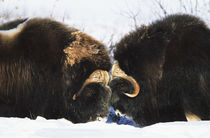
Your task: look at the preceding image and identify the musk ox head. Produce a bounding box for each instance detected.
[0,18,111,123]
[109,14,210,126]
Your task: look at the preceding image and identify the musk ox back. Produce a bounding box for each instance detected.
[110,14,210,126]
[0,18,111,123]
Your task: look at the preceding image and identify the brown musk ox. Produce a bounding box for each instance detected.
[0,18,111,123]
[110,14,210,126]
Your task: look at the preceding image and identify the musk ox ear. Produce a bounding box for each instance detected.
[111,62,140,98]
[0,18,28,30]
[73,69,110,100]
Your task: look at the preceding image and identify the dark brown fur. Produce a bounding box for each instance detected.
[0,18,111,123]
[110,14,210,126]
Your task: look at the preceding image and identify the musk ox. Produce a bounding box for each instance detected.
[110,14,210,126]
[0,18,111,123]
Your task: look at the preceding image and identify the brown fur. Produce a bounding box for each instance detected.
[64,31,108,67]
[0,18,111,123]
[110,14,210,126]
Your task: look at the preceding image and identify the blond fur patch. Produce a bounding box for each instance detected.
[185,112,201,121]
[63,31,104,67]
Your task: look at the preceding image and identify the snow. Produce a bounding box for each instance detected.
[1,117,210,138]
[1,0,210,45]
[1,0,210,137]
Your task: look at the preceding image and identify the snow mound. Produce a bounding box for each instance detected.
[1,117,210,138]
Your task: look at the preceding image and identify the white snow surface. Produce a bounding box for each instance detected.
[1,0,210,137]
[1,117,210,138]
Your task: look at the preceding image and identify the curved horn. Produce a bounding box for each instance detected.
[73,70,110,100]
[111,62,140,98]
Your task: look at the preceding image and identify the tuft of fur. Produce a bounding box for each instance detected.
[0,18,111,123]
[110,14,210,126]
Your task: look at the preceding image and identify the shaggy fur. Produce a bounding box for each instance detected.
[110,14,210,126]
[0,18,111,123]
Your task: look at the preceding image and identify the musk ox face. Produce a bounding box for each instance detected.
[0,18,111,123]
[110,14,210,126]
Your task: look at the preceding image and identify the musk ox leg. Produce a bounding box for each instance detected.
[180,72,210,121]
[157,106,187,123]
[0,102,15,117]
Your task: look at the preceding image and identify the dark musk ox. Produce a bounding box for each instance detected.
[110,14,210,126]
[0,18,111,123]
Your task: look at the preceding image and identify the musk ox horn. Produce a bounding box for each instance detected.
[111,62,140,98]
[73,70,110,100]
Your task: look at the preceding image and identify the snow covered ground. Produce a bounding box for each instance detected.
[1,117,210,138]
[1,0,210,137]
